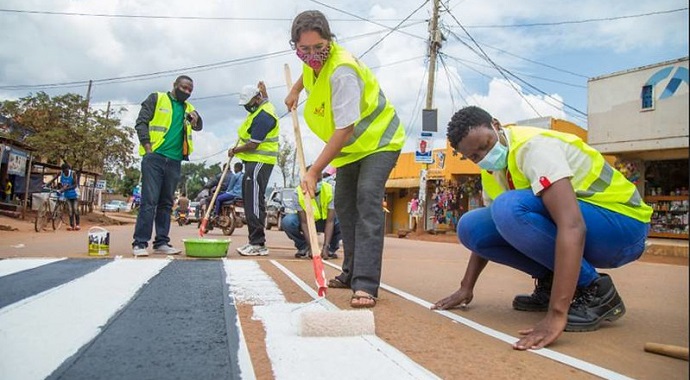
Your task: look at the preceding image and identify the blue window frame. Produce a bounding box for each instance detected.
[641,85,654,110]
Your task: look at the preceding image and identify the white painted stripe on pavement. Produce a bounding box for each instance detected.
[0,257,66,277]
[270,260,441,380]
[322,261,634,380]
[0,258,170,380]
[222,259,257,380]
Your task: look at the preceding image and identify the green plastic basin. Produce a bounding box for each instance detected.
[183,238,231,258]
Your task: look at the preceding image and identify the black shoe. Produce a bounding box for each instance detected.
[565,273,626,332]
[513,273,553,312]
[294,248,311,258]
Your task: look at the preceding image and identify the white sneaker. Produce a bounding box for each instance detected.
[132,246,149,257]
[152,244,181,255]
[236,243,252,255]
[238,245,269,256]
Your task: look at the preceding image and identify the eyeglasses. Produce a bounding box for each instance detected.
[295,42,327,55]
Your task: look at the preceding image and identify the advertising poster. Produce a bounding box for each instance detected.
[7,149,27,176]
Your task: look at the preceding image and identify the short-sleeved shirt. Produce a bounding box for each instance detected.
[483,128,588,205]
[331,66,363,129]
[247,108,278,143]
[155,93,186,161]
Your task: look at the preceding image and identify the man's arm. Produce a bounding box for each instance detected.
[231,110,275,156]
[135,93,158,154]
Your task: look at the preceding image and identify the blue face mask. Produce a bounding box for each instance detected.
[477,129,508,171]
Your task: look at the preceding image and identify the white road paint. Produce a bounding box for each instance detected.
[0,258,170,380]
[0,257,66,277]
[223,259,257,380]
[322,260,634,380]
[225,259,440,380]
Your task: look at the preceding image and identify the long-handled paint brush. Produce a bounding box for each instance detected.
[199,156,232,237]
[284,63,328,297]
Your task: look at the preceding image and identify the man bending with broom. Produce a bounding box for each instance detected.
[229,81,279,256]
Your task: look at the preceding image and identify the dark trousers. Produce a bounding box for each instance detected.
[242,161,273,246]
[132,153,181,248]
[334,150,400,297]
[281,212,342,253]
[66,198,80,227]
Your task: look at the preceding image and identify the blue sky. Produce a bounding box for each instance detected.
[0,0,687,183]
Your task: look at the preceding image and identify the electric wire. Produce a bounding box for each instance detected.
[440,6,542,117]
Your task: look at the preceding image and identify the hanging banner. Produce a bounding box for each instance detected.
[7,149,27,176]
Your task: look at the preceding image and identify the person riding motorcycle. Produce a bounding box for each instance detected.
[173,193,190,222]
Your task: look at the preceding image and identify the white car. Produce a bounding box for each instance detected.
[102,200,129,212]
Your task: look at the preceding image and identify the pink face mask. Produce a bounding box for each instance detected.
[296,44,331,71]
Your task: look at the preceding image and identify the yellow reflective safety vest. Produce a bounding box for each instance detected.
[302,42,405,167]
[296,181,334,221]
[235,101,279,165]
[138,92,196,156]
[481,126,652,223]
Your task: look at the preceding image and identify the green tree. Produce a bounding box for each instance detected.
[1,91,135,175]
[276,134,296,187]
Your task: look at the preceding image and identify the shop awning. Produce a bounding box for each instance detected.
[385,177,419,189]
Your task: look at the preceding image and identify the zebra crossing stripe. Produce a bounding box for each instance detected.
[0,258,112,309]
[0,257,66,277]
[0,258,170,380]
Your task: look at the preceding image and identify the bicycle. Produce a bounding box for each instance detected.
[34,189,69,232]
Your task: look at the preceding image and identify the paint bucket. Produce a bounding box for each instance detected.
[88,226,110,256]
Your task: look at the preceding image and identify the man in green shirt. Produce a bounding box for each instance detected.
[132,75,203,256]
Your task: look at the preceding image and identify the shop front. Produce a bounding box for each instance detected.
[588,57,688,241]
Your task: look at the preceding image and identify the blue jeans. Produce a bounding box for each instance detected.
[214,193,238,216]
[458,189,649,287]
[281,212,341,253]
[132,153,181,248]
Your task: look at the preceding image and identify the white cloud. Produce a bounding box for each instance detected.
[0,0,686,163]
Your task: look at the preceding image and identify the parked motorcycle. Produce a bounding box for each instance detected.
[198,198,246,236]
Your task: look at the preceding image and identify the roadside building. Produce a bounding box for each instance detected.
[588,57,689,240]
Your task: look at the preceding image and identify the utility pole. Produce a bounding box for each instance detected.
[84,80,93,118]
[425,0,441,110]
[418,0,442,234]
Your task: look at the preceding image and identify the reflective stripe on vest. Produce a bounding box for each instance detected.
[302,42,405,167]
[235,101,279,165]
[481,126,652,223]
[296,181,333,221]
[138,92,196,156]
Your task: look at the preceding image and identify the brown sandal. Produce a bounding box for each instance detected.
[328,278,350,289]
[350,293,377,308]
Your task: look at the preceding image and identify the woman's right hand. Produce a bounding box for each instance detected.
[284,89,299,111]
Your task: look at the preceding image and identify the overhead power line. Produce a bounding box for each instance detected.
[0,8,425,22]
[441,4,543,117]
[1,6,683,28]
[447,7,688,29]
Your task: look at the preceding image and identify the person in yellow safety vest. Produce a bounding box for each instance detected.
[132,75,203,257]
[432,106,652,350]
[4,175,11,203]
[285,10,406,309]
[229,81,279,257]
[282,171,342,261]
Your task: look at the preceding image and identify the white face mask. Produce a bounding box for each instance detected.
[477,129,508,171]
